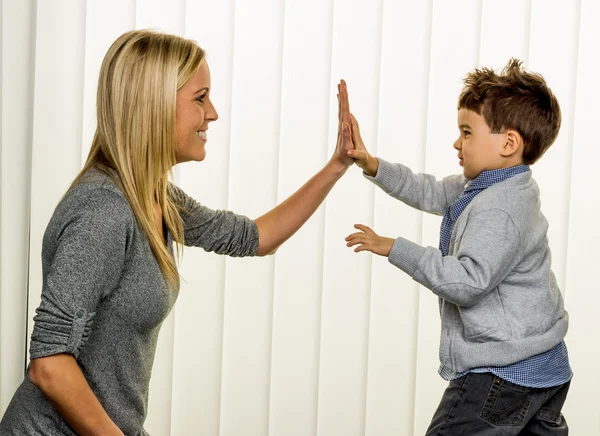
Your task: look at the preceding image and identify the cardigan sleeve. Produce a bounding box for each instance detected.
[29,189,130,360]
[168,183,259,257]
[365,157,466,215]
[388,208,522,307]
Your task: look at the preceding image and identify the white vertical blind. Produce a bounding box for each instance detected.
[218,0,283,435]
[562,1,600,435]
[267,1,332,435]
[1,1,598,435]
[0,0,34,416]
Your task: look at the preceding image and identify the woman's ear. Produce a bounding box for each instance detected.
[501,130,523,157]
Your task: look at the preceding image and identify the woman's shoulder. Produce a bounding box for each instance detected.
[41,168,136,259]
[54,168,135,229]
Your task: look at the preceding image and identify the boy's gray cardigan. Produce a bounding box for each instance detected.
[367,158,568,373]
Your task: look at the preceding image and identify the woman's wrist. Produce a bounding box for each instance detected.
[326,158,349,178]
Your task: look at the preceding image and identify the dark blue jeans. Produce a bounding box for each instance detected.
[426,372,570,435]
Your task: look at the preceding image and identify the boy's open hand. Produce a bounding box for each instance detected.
[347,114,379,177]
[345,224,394,257]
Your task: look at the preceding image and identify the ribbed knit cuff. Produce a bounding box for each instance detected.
[388,237,426,277]
[363,158,404,194]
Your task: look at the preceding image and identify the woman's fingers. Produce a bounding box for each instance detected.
[337,83,342,126]
[340,80,350,126]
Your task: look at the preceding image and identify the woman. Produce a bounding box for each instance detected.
[0,29,353,435]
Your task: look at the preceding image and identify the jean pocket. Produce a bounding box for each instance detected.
[539,381,570,424]
[479,377,533,426]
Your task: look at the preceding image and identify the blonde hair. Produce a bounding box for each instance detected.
[72,29,206,288]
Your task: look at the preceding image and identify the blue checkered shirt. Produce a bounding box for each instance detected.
[437,165,572,388]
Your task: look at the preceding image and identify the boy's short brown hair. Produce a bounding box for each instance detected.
[458,59,561,164]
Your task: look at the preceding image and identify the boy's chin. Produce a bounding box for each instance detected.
[462,169,477,180]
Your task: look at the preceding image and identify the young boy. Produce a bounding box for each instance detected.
[345,59,572,435]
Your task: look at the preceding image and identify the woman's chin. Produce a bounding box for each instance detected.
[175,152,206,164]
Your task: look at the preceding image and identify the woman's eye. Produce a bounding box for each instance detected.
[196,95,206,104]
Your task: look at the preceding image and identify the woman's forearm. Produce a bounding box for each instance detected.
[28,354,124,436]
[254,79,353,256]
[254,159,347,255]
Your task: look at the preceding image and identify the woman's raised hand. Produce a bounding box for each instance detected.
[331,80,355,170]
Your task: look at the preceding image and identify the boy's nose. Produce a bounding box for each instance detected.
[453,138,461,150]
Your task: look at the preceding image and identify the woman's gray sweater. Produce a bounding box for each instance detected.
[0,169,259,435]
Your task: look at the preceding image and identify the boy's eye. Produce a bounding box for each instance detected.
[463,130,471,137]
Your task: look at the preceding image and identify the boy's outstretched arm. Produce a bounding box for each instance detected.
[345,224,395,257]
[347,114,465,215]
[347,209,522,308]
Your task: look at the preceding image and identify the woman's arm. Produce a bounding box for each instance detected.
[254,80,354,256]
[29,354,124,436]
[26,189,132,434]
[254,159,347,255]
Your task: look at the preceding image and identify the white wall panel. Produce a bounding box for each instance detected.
[317,0,383,435]
[563,0,600,434]
[479,0,530,67]
[80,0,135,165]
[413,1,480,434]
[0,0,34,415]
[528,0,580,295]
[219,0,284,434]
[26,0,87,354]
[364,1,431,435]
[136,0,185,35]
[267,1,332,435]
[171,0,236,434]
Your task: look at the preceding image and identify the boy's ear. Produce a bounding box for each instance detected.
[500,130,523,157]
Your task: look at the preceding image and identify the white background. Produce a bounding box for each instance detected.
[1,0,599,435]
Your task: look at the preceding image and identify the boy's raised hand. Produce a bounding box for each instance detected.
[345,224,395,257]
[347,114,379,177]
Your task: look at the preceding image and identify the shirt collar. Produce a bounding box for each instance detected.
[464,165,530,192]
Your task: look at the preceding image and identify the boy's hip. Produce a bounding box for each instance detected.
[426,372,570,436]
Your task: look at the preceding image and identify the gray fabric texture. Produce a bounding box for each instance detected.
[366,158,568,373]
[0,168,258,435]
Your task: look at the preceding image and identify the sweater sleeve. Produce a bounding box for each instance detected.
[364,158,466,215]
[388,208,521,307]
[29,189,130,360]
[168,183,259,257]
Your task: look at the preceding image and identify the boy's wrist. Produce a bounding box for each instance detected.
[366,156,379,177]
